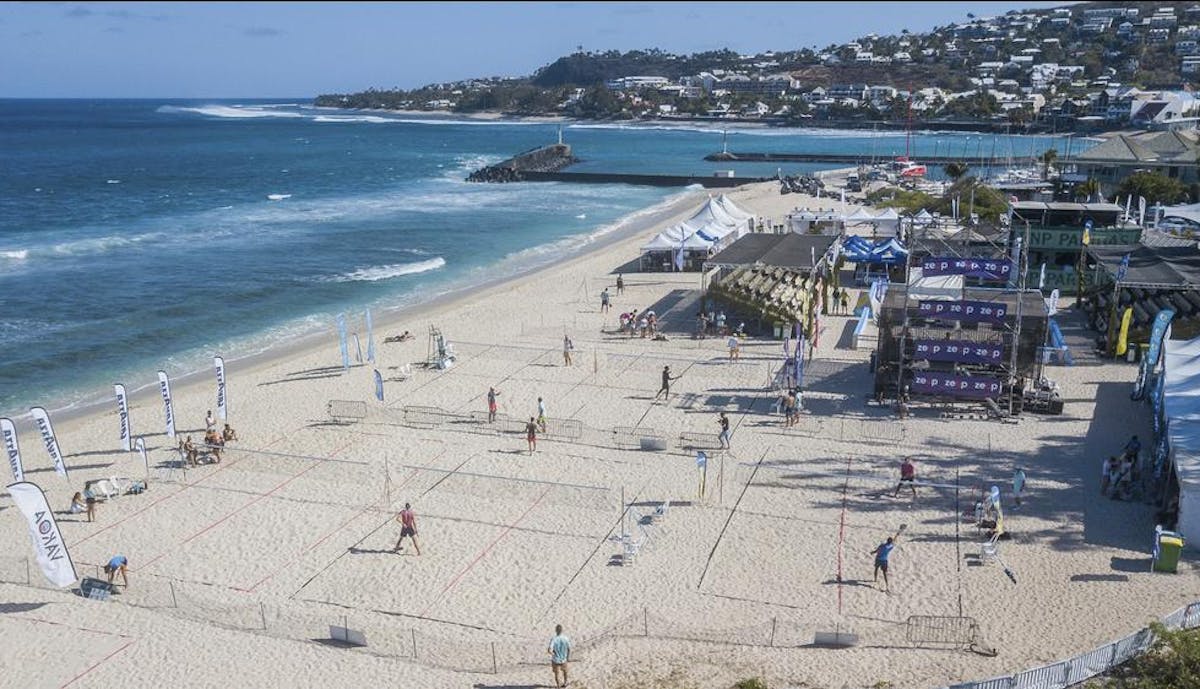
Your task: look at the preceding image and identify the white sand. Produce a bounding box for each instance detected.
[0,181,1192,689]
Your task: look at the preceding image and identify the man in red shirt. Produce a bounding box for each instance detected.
[894,456,917,499]
[393,502,422,555]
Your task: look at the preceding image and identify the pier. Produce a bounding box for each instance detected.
[703,151,1043,165]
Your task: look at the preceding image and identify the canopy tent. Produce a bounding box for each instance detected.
[715,194,754,222]
[1164,335,1200,546]
[685,196,746,232]
[844,208,876,223]
[913,209,934,227]
[906,267,964,301]
[641,224,714,252]
[840,236,909,265]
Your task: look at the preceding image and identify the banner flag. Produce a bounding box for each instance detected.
[674,237,685,272]
[374,369,384,402]
[1045,288,1060,316]
[214,356,228,421]
[920,257,1012,281]
[696,450,707,468]
[7,481,77,588]
[353,333,363,364]
[29,407,67,479]
[1133,309,1175,400]
[917,299,1008,323]
[1,418,24,483]
[366,309,376,364]
[157,370,176,439]
[1038,263,1046,290]
[135,437,148,476]
[1138,196,1146,227]
[1116,253,1131,282]
[337,313,350,370]
[1125,195,1132,223]
[911,373,1004,399]
[1116,307,1134,356]
[114,383,131,451]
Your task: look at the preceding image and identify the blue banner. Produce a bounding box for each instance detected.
[911,372,1004,399]
[366,309,376,364]
[1132,309,1175,400]
[1116,253,1130,282]
[374,369,384,402]
[917,300,1008,323]
[921,257,1012,281]
[337,313,350,370]
[914,340,1004,364]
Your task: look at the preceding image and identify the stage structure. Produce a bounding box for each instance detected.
[874,218,1048,415]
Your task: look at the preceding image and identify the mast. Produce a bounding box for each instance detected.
[905,86,914,161]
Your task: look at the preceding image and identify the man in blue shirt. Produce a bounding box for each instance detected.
[871,530,903,593]
[104,554,129,589]
[547,624,571,687]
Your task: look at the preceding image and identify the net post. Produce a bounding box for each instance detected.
[260,602,268,630]
[170,580,178,608]
[770,617,777,647]
[491,642,498,674]
[25,557,31,586]
[643,607,649,636]
[412,628,418,658]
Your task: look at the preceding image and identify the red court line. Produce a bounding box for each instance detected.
[16,615,133,639]
[237,451,445,593]
[59,639,136,688]
[417,485,551,618]
[72,434,288,547]
[137,439,354,572]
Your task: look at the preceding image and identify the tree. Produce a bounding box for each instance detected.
[1076,178,1101,203]
[944,161,970,180]
[1117,171,1188,206]
[1040,148,1058,180]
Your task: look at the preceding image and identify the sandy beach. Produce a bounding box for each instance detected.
[0,179,1193,689]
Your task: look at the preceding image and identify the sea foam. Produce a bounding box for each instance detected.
[326,257,446,283]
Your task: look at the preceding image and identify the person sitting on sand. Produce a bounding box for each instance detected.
[69,492,95,522]
[384,331,413,343]
[222,423,239,442]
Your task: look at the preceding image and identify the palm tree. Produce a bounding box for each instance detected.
[944,161,969,180]
[1039,148,1059,180]
[1077,178,1100,203]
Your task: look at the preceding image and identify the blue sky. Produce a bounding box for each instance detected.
[0,1,1073,98]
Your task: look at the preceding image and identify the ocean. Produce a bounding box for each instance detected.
[0,99,1085,415]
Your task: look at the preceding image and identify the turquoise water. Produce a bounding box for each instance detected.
[0,100,1084,414]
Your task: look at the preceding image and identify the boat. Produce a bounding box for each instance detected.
[893,88,926,178]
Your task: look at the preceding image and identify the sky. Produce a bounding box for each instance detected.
[0,1,1074,98]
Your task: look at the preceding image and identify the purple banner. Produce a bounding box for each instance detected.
[921,257,1012,281]
[914,340,1004,364]
[917,300,1008,323]
[911,373,1004,399]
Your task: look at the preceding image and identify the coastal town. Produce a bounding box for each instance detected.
[319,3,1200,133]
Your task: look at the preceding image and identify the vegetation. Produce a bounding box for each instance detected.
[870,176,1010,223]
[733,678,768,689]
[1117,171,1189,206]
[943,161,969,181]
[1092,623,1200,688]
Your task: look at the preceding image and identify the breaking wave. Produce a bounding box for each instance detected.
[325,257,446,283]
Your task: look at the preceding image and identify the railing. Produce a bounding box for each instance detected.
[942,601,1200,689]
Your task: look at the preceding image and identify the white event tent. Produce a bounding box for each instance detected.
[1163,335,1200,546]
[641,196,752,269]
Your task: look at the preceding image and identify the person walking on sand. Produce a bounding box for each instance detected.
[600,287,611,313]
[894,456,917,499]
[717,412,731,450]
[871,530,902,592]
[547,624,572,688]
[841,289,851,316]
[393,502,421,555]
[487,387,501,423]
[526,417,539,454]
[655,365,681,402]
[727,334,741,361]
[616,274,624,295]
[537,397,548,433]
[562,335,574,367]
[205,410,216,433]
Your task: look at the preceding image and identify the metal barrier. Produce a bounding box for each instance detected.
[905,615,978,647]
[327,400,367,423]
[678,431,721,450]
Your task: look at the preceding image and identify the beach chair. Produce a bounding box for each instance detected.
[980,534,1001,563]
[622,531,646,565]
[652,500,670,522]
[84,478,120,501]
[394,363,413,381]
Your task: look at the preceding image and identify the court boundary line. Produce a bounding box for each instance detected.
[697,445,769,590]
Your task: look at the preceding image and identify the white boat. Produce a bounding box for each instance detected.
[267,193,292,201]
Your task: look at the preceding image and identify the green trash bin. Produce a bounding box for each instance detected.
[1153,529,1184,573]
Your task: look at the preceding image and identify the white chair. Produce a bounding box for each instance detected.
[653,500,670,521]
[981,534,1001,562]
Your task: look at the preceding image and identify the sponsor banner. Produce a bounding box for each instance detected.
[1133,309,1176,401]
[337,313,350,370]
[29,407,68,479]
[135,437,148,476]
[374,369,384,402]
[214,356,227,421]
[917,300,1008,323]
[157,370,176,439]
[921,257,1012,281]
[1,418,24,483]
[366,309,376,364]
[7,481,77,588]
[1116,307,1133,356]
[114,383,131,451]
[911,373,1004,400]
[914,340,1004,365]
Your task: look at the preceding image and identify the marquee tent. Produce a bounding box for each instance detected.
[716,194,754,222]
[1163,334,1200,546]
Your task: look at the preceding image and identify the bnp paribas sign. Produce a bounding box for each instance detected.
[1028,227,1142,250]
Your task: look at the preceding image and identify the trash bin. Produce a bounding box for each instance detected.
[1153,530,1184,573]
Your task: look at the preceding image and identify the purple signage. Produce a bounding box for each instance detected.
[917,300,1008,323]
[914,340,1004,364]
[911,373,1004,399]
[921,257,1012,281]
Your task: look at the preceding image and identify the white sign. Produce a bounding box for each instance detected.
[0,417,24,483]
[29,407,68,479]
[157,370,176,438]
[8,481,78,588]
